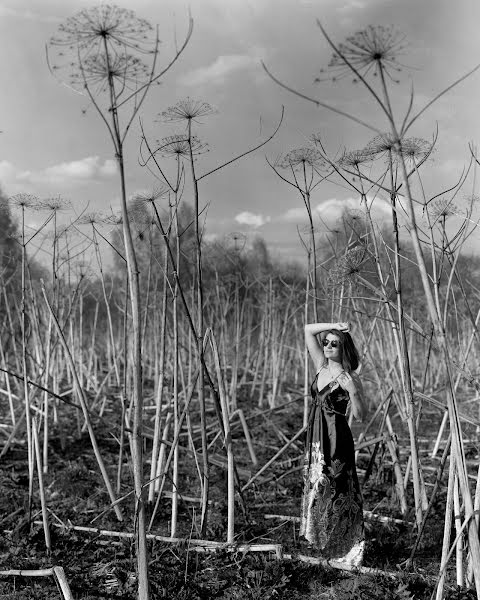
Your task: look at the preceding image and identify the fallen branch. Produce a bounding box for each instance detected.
[31,521,283,558]
[0,566,73,600]
[285,553,401,578]
[264,511,409,525]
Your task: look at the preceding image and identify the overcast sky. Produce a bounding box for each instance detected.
[1,0,480,268]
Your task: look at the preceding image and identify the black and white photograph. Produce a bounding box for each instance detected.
[1,0,480,598]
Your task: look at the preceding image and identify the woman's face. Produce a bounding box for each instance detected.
[323,334,342,363]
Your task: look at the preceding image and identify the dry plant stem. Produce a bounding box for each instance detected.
[0,567,74,600]
[361,394,391,487]
[92,226,121,387]
[467,460,480,586]
[116,153,148,595]
[41,282,123,522]
[270,287,294,407]
[384,415,408,512]
[20,208,34,514]
[232,408,258,465]
[149,204,240,515]
[186,411,204,484]
[210,332,235,543]
[0,568,55,577]
[431,411,448,458]
[361,173,424,524]
[228,279,240,411]
[148,245,169,503]
[2,285,21,375]
[187,117,209,536]
[399,152,480,592]
[453,472,464,586]
[148,333,211,531]
[170,224,180,537]
[374,64,480,591]
[241,425,307,492]
[436,457,457,600]
[0,409,26,459]
[33,520,282,557]
[55,13,192,595]
[292,554,399,578]
[116,274,129,496]
[415,392,480,429]
[297,24,480,584]
[53,566,75,600]
[42,314,53,474]
[32,416,51,553]
[407,434,451,567]
[432,306,480,458]
[154,412,172,494]
[355,388,392,452]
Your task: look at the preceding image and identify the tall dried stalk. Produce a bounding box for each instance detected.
[47,10,193,595]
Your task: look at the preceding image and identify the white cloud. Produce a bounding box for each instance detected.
[1,157,118,190]
[281,196,392,223]
[0,161,17,181]
[0,6,61,23]
[203,232,220,243]
[337,0,368,12]
[282,207,306,222]
[235,211,270,228]
[180,54,258,86]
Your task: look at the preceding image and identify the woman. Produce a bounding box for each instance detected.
[300,321,366,566]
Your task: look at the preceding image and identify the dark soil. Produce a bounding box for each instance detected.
[0,384,478,599]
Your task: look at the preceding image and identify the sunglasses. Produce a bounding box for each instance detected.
[322,339,341,348]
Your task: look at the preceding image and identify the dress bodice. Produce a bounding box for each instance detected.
[311,372,350,417]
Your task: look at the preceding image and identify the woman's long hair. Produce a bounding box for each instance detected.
[321,329,360,372]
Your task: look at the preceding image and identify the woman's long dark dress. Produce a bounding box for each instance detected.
[300,368,364,564]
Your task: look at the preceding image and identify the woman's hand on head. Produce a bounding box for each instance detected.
[335,322,350,332]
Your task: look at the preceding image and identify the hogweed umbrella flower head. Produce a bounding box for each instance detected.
[39,196,71,212]
[337,148,376,170]
[277,147,328,172]
[71,53,150,93]
[157,134,209,158]
[318,25,406,84]
[225,231,247,254]
[50,5,154,55]
[128,198,153,223]
[342,208,367,231]
[327,245,367,287]
[48,5,155,93]
[364,132,396,155]
[430,198,458,221]
[106,211,123,226]
[160,98,216,123]
[399,137,433,165]
[77,211,110,226]
[365,133,432,165]
[132,186,169,205]
[9,193,41,210]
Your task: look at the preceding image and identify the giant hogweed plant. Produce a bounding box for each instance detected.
[47,5,193,599]
[264,22,480,597]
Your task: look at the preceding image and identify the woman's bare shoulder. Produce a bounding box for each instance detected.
[316,360,327,374]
